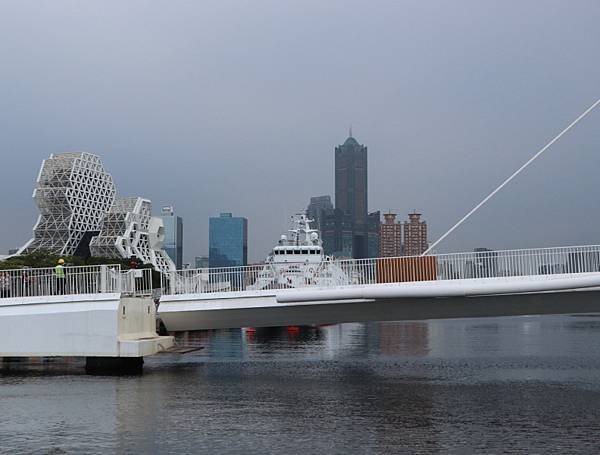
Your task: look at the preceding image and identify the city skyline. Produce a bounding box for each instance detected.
[1,2,599,262]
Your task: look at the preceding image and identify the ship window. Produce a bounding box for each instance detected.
[302,250,309,255]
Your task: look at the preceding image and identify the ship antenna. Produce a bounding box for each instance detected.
[423,97,600,255]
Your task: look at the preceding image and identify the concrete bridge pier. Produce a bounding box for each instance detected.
[0,293,174,375]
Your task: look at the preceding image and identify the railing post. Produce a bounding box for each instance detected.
[100,265,107,293]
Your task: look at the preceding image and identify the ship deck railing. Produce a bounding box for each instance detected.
[0,264,153,300]
[162,244,600,296]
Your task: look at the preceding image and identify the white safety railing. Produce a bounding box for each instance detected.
[121,268,154,297]
[0,264,154,299]
[161,244,600,296]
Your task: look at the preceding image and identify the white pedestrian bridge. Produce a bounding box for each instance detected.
[3,245,600,364]
[158,245,600,331]
[0,264,173,370]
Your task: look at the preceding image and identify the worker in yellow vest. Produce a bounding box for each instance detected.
[55,258,66,295]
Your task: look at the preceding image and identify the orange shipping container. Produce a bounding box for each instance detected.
[376,256,437,283]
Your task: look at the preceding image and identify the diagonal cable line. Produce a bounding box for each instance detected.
[423,97,600,255]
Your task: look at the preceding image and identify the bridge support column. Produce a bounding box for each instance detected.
[85,356,144,375]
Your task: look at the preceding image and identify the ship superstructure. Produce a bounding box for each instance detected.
[249,213,349,290]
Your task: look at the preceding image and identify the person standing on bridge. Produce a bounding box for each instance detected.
[55,259,67,295]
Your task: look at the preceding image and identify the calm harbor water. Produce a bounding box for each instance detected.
[2,315,600,454]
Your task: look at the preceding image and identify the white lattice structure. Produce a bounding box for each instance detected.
[20,152,176,273]
[89,197,176,273]
[20,153,116,256]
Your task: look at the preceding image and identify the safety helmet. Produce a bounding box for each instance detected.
[58,258,65,265]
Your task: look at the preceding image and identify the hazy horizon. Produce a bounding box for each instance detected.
[1,1,599,262]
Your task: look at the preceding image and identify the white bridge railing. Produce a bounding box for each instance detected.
[162,245,600,296]
[0,264,153,299]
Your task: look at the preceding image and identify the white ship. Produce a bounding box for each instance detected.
[249,213,349,290]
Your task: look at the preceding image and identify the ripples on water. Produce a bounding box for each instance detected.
[2,315,600,454]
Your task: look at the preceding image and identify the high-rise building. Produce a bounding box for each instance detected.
[403,212,428,256]
[209,213,248,268]
[379,212,402,257]
[335,134,367,227]
[160,206,184,270]
[332,131,372,258]
[306,195,334,232]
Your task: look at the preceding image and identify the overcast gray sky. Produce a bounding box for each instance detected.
[1,0,599,262]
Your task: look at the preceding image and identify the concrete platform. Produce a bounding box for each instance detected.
[0,293,174,358]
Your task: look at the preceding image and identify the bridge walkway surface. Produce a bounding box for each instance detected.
[157,245,600,331]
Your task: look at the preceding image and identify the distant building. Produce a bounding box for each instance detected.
[336,134,367,229]
[367,211,380,258]
[332,131,371,258]
[160,206,184,270]
[209,213,248,267]
[195,256,209,269]
[321,208,353,258]
[379,212,402,257]
[306,195,334,232]
[403,212,428,256]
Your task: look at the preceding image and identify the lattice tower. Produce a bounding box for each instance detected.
[89,197,176,273]
[20,153,116,256]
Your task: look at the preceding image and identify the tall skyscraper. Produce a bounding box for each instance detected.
[209,212,248,267]
[335,134,367,227]
[403,212,428,256]
[161,206,184,270]
[331,131,374,258]
[379,212,402,257]
[306,195,334,232]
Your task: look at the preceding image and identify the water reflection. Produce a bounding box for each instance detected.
[3,316,600,453]
[378,322,430,357]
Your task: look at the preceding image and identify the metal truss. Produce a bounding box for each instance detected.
[20,153,116,256]
[20,153,176,273]
[89,197,175,273]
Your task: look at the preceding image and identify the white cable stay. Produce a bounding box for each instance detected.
[423,97,600,256]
